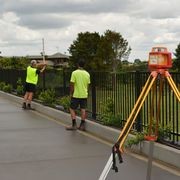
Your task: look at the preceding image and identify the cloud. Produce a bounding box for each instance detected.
[18,14,71,29]
[1,0,180,61]
[3,0,127,14]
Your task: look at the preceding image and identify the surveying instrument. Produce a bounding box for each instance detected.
[99,47,180,180]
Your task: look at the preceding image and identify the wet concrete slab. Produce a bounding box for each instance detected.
[0,96,179,180]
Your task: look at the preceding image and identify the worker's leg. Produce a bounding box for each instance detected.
[22,92,29,109]
[66,98,78,130]
[27,92,34,109]
[78,99,87,131]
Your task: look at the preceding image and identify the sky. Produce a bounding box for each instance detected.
[1,0,180,62]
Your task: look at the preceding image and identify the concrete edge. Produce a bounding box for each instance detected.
[0,91,179,169]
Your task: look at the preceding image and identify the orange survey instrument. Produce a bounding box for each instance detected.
[148,47,172,70]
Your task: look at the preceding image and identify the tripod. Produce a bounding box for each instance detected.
[99,69,180,180]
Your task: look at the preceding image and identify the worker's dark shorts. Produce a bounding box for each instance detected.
[70,97,87,110]
[24,82,36,93]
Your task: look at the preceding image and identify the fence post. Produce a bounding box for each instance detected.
[42,71,46,90]
[91,73,96,119]
[135,71,142,132]
[63,68,67,96]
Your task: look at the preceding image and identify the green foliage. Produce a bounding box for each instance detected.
[57,95,71,111]
[157,124,172,141]
[0,56,28,69]
[68,29,131,71]
[120,61,148,72]
[2,84,13,93]
[100,30,131,72]
[125,123,172,148]
[125,132,145,148]
[0,81,12,93]
[134,59,141,64]
[69,31,101,70]
[145,120,172,141]
[38,89,56,105]
[173,43,180,71]
[101,97,114,113]
[16,85,24,95]
[97,97,122,127]
[17,77,23,85]
[16,78,24,95]
[0,82,6,90]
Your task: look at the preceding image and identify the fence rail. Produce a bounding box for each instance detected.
[0,69,179,148]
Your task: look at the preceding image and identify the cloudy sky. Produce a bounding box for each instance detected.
[1,0,180,61]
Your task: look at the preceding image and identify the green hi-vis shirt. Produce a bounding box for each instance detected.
[70,69,90,98]
[26,66,38,85]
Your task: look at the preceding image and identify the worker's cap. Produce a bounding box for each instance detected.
[31,60,37,65]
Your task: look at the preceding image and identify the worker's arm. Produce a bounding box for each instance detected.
[70,82,74,97]
[36,62,47,73]
[40,64,47,73]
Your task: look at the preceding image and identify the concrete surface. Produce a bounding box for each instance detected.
[0,91,179,169]
[0,93,179,180]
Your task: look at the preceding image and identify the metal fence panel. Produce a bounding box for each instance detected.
[0,69,179,148]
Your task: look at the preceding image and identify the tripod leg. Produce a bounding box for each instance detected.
[115,73,157,150]
[119,75,157,149]
[155,76,164,137]
[149,82,156,136]
[166,76,180,101]
[116,74,153,140]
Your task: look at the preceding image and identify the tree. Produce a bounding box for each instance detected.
[0,56,28,69]
[68,31,101,70]
[173,43,180,71]
[68,30,131,71]
[100,30,131,72]
[134,59,141,64]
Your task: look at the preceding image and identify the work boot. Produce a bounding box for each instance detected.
[66,120,77,130]
[78,121,86,131]
[22,102,26,109]
[27,103,35,110]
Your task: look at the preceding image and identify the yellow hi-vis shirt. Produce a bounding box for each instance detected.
[26,66,38,85]
[70,69,90,98]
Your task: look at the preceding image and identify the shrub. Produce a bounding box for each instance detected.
[125,123,172,148]
[125,132,145,148]
[3,84,13,93]
[146,121,172,141]
[97,97,122,127]
[38,89,56,105]
[0,82,6,90]
[16,78,24,95]
[157,124,171,141]
[16,85,24,95]
[57,95,71,112]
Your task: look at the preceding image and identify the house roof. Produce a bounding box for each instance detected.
[48,52,69,59]
[27,52,69,60]
[27,55,42,59]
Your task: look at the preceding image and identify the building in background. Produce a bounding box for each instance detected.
[27,52,69,68]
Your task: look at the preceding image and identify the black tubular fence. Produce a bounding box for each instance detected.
[0,69,179,148]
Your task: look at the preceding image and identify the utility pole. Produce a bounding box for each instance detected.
[42,38,45,63]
